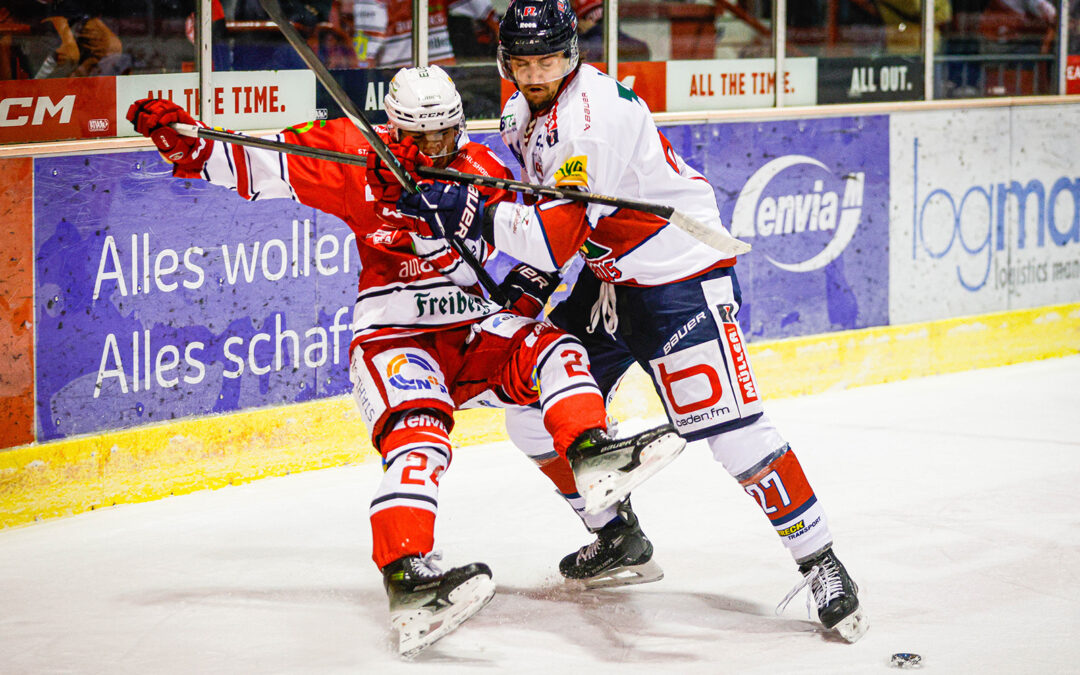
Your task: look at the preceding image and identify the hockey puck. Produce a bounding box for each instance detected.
[890,653,923,669]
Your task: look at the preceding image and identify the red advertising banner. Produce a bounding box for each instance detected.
[0,77,116,144]
[0,157,34,448]
[1068,55,1080,95]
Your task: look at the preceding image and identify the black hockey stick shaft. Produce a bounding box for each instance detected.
[175,125,751,256]
[256,0,509,306]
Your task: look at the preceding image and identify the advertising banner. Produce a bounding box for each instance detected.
[114,70,316,135]
[890,106,1080,324]
[661,116,891,340]
[0,77,116,144]
[34,152,357,441]
[666,58,817,111]
[817,56,924,104]
[0,157,34,449]
[1068,55,1080,95]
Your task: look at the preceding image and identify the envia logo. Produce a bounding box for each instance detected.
[729,155,865,273]
[386,353,446,393]
[706,116,889,339]
[911,138,1080,291]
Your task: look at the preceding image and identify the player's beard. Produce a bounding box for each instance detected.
[521,81,561,112]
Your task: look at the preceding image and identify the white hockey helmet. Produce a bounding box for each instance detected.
[384,66,464,142]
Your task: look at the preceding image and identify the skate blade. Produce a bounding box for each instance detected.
[579,558,664,589]
[396,574,496,659]
[833,606,869,643]
[581,432,686,515]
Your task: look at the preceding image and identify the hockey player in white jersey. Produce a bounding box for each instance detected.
[395,0,868,643]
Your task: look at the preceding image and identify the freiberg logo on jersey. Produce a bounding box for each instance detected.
[386,353,447,393]
[729,155,865,273]
[554,155,588,187]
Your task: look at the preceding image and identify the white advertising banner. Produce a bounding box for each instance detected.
[666,58,817,111]
[115,70,316,135]
[889,105,1080,324]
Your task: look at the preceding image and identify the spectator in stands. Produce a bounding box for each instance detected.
[349,0,497,68]
[572,0,650,63]
[29,0,130,77]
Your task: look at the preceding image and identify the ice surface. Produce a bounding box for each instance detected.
[2,357,1078,673]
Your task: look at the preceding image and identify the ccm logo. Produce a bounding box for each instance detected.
[0,95,76,127]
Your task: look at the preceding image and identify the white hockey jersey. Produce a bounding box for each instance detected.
[492,64,736,286]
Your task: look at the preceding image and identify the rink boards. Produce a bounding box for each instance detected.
[2,100,1079,528]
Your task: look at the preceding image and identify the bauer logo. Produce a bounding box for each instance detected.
[729,155,865,273]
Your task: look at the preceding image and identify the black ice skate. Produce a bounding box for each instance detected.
[776,545,869,643]
[566,424,686,515]
[382,553,496,658]
[560,498,663,588]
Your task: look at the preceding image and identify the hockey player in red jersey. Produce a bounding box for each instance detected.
[127,64,684,658]
[392,1,868,644]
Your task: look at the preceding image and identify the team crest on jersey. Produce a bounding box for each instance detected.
[554,155,589,187]
[580,240,621,281]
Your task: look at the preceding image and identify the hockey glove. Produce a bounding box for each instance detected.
[126,98,212,172]
[397,181,486,243]
[364,136,432,203]
[500,263,560,318]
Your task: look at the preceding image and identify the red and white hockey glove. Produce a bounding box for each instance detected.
[364,136,432,203]
[499,263,559,318]
[126,98,212,172]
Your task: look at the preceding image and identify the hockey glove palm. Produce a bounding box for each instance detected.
[365,136,432,203]
[126,99,212,171]
[397,181,486,243]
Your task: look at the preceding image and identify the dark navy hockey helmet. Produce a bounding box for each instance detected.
[497,0,580,82]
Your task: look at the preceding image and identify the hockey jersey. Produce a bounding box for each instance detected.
[493,64,736,286]
[352,0,454,67]
[175,118,514,346]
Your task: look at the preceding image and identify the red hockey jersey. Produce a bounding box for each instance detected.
[175,118,514,346]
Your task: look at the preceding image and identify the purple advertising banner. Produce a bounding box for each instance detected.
[657,116,891,340]
[35,120,888,441]
[34,151,357,441]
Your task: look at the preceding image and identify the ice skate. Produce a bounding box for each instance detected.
[560,498,663,588]
[567,424,685,515]
[776,545,868,643]
[383,553,496,658]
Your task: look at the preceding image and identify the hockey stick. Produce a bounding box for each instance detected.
[175,125,751,257]
[256,0,509,306]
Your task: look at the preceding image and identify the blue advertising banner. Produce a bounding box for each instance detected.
[660,116,891,340]
[34,152,358,441]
